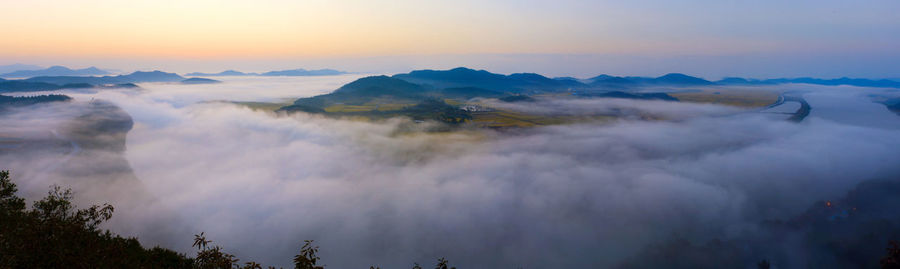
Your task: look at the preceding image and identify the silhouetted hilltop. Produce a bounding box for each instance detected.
[498,95,536,102]
[0,71,181,93]
[181,78,221,84]
[0,81,80,93]
[334,75,425,96]
[889,103,900,115]
[716,77,767,85]
[285,76,427,110]
[393,67,576,93]
[185,68,346,77]
[653,73,714,85]
[261,68,346,76]
[0,66,109,78]
[588,73,712,87]
[589,75,638,87]
[282,69,703,117]
[0,63,42,74]
[588,74,616,82]
[25,71,184,84]
[769,77,900,88]
[553,77,584,83]
[0,94,72,110]
[880,98,900,115]
[712,77,900,88]
[185,70,255,76]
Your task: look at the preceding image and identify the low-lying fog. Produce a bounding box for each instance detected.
[3,76,900,268]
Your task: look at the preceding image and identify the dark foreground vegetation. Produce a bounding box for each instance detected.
[0,94,72,108]
[0,170,458,268]
[1,169,898,268]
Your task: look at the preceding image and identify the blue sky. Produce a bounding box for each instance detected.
[0,0,897,78]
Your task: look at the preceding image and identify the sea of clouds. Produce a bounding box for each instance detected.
[2,76,900,268]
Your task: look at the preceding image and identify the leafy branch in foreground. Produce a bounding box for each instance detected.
[7,169,897,268]
[0,169,461,269]
[0,170,191,268]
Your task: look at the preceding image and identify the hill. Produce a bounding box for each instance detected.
[185,68,347,77]
[0,63,42,74]
[0,66,109,78]
[0,81,97,93]
[280,76,481,124]
[589,75,638,88]
[715,77,900,88]
[261,68,346,76]
[284,76,428,110]
[24,71,184,84]
[181,78,221,84]
[498,95,536,102]
[652,73,714,85]
[0,94,72,111]
[185,70,255,76]
[0,71,180,93]
[588,73,713,87]
[392,67,578,93]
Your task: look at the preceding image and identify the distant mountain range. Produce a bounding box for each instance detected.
[185,68,347,77]
[181,78,221,84]
[286,76,425,112]
[0,64,43,74]
[281,67,900,118]
[392,67,581,93]
[0,66,110,78]
[25,71,184,84]
[715,77,900,88]
[390,67,900,91]
[186,70,249,76]
[0,94,72,111]
[0,71,196,93]
[281,68,687,113]
[261,68,346,76]
[588,73,900,88]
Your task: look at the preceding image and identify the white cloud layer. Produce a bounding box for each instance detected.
[2,77,900,268]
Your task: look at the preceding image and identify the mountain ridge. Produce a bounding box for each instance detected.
[185,68,347,77]
[1,66,110,78]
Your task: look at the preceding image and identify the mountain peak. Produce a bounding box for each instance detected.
[46,66,72,71]
[654,73,712,85]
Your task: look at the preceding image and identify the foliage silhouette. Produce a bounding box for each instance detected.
[0,170,192,268]
[884,241,900,269]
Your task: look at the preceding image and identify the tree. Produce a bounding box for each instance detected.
[2,169,461,268]
[0,170,193,268]
[193,232,240,269]
[294,240,324,269]
[884,241,900,269]
[435,257,456,269]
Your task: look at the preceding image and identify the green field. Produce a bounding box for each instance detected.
[671,88,781,107]
[470,110,613,128]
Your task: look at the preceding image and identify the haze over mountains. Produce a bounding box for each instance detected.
[2,64,898,92]
[0,65,110,78]
[0,63,43,74]
[0,70,217,93]
[185,68,347,77]
[2,66,900,268]
[390,67,900,91]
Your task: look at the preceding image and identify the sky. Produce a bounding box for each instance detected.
[1,0,899,78]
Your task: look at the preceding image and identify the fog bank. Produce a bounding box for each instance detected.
[3,77,900,268]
